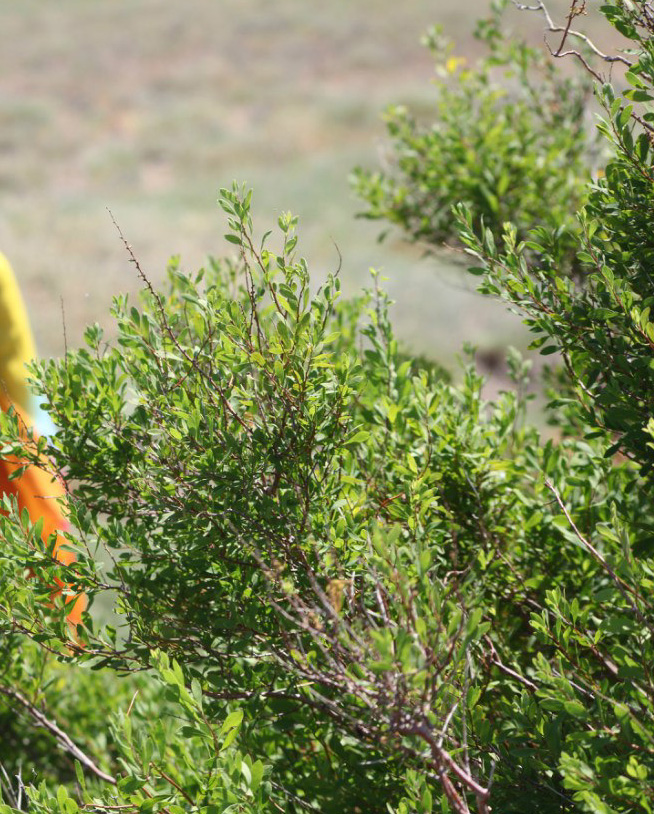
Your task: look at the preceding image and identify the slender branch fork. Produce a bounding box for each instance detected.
[400,722,492,814]
[0,762,24,811]
[512,0,633,82]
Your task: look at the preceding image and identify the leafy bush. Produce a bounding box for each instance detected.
[2,2,654,813]
[352,2,595,271]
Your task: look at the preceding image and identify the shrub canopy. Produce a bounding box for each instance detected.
[2,2,654,813]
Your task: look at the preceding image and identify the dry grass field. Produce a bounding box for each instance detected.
[0,0,594,370]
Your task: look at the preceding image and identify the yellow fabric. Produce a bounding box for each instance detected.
[0,254,86,633]
[0,252,38,416]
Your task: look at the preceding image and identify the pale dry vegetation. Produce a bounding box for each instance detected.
[0,0,580,367]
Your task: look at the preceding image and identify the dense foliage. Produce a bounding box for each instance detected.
[352,3,595,271]
[2,2,654,812]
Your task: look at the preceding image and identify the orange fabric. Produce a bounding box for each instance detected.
[0,393,86,631]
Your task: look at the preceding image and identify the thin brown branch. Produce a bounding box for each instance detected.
[108,209,252,434]
[545,479,654,634]
[0,684,117,786]
[512,0,633,79]
[484,636,538,692]
[408,722,491,814]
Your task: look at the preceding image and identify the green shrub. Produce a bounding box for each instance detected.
[352,1,595,272]
[2,2,654,813]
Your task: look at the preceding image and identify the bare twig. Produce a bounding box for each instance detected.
[0,684,117,786]
[512,0,633,81]
[484,636,538,692]
[0,761,25,810]
[107,209,252,434]
[407,722,491,814]
[60,295,68,360]
[545,478,654,634]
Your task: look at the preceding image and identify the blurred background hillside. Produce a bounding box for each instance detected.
[0,0,599,371]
